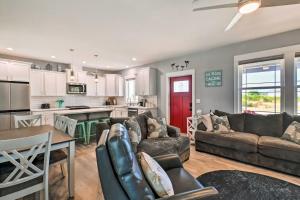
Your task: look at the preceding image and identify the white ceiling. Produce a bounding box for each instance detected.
[0,0,300,70]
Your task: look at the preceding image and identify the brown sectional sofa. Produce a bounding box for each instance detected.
[195,110,300,177]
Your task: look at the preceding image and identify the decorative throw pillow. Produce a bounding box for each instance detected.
[124,117,142,144]
[147,117,168,138]
[211,114,231,133]
[139,152,174,197]
[282,121,300,145]
[200,114,213,132]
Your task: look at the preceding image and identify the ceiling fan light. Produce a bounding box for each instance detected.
[239,0,261,14]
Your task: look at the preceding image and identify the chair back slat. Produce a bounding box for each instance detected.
[54,115,68,132]
[14,114,42,128]
[0,132,52,191]
[66,118,78,137]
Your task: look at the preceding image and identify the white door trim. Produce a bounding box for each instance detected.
[165,69,195,124]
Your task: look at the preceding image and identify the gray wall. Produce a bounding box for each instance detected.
[121,29,300,117]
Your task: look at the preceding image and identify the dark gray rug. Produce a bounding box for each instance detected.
[197,170,300,200]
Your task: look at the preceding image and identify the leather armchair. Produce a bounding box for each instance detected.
[96,123,218,200]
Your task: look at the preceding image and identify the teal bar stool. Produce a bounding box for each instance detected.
[86,120,99,144]
[75,121,87,144]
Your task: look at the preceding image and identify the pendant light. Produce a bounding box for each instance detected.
[70,49,75,81]
[94,54,99,83]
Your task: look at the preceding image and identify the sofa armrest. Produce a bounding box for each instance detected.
[153,154,183,170]
[167,125,181,137]
[159,187,218,200]
[95,122,111,144]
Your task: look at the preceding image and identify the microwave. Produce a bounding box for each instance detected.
[67,83,87,94]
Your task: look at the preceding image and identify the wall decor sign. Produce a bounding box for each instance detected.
[205,70,222,87]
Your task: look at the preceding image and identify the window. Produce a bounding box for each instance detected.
[296,58,300,114]
[125,79,138,103]
[174,80,189,93]
[239,60,283,114]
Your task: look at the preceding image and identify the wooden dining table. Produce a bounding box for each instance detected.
[0,125,76,198]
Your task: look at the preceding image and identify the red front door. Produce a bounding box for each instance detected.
[170,75,192,133]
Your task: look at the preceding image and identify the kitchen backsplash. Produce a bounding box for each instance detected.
[30,96,107,109]
[30,96,157,109]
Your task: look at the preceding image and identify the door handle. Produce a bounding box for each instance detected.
[189,102,192,112]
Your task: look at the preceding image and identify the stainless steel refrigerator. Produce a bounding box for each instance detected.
[0,81,30,131]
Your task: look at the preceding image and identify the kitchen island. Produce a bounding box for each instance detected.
[54,108,113,121]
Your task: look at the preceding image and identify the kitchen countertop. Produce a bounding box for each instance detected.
[53,108,113,115]
[31,108,70,112]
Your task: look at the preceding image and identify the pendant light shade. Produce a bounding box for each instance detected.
[70,49,75,81]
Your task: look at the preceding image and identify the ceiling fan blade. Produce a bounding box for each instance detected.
[261,0,300,7]
[193,0,238,12]
[225,12,243,32]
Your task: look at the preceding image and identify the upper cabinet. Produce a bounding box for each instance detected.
[97,77,106,96]
[30,70,67,97]
[0,61,30,82]
[136,67,156,96]
[105,74,124,97]
[86,75,106,97]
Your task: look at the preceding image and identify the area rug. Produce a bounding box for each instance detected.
[197,170,300,200]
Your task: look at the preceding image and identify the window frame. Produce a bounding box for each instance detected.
[295,58,300,114]
[237,59,285,114]
[125,78,138,103]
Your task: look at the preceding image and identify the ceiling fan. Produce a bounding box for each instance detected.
[192,0,300,31]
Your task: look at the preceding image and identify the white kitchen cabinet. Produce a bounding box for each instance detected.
[0,61,30,82]
[105,74,124,97]
[30,70,66,97]
[56,73,67,96]
[97,77,106,96]
[136,67,156,96]
[9,63,30,82]
[86,75,97,96]
[77,72,87,83]
[110,107,128,118]
[30,70,45,96]
[32,111,54,126]
[44,72,57,96]
[0,61,9,81]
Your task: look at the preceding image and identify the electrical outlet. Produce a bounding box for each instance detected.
[196,99,201,104]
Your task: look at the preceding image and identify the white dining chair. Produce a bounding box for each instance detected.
[14,114,42,128]
[51,116,77,180]
[0,132,52,200]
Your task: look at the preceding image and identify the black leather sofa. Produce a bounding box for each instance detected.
[195,110,300,177]
[95,111,190,162]
[96,123,218,200]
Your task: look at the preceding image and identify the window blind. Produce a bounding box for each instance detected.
[238,55,284,65]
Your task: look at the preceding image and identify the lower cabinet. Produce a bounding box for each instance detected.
[110,107,128,118]
[32,111,55,126]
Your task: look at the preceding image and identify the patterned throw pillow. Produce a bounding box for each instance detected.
[147,117,168,138]
[282,121,300,145]
[200,114,214,132]
[124,117,142,144]
[139,152,174,198]
[211,114,231,133]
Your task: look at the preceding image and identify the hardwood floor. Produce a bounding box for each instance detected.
[47,143,300,200]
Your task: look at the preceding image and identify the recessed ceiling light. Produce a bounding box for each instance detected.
[6,47,13,51]
[132,57,137,61]
[82,61,86,64]
[51,56,56,58]
[125,66,129,68]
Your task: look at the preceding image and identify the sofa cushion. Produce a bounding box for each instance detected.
[138,136,190,158]
[258,136,300,163]
[244,113,283,137]
[166,168,203,194]
[214,110,245,132]
[195,131,259,153]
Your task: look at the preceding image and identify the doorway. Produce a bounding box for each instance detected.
[169,75,192,133]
